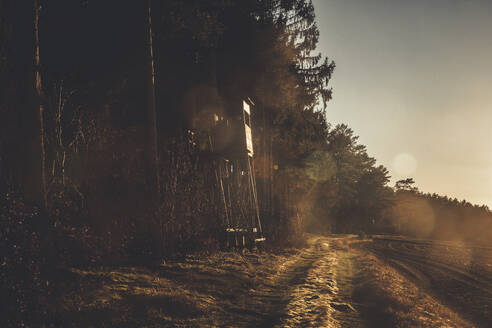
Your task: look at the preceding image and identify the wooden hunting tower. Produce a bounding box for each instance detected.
[206,97,265,248]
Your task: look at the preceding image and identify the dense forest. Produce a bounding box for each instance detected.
[1,0,492,325]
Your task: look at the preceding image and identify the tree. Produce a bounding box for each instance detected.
[355,165,393,231]
[34,0,47,209]
[395,178,418,192]
[145,0,160,200]
[298,124,395,233]
[0,0,9,185]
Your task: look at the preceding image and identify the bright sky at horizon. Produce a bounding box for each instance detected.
[314,0,492,208]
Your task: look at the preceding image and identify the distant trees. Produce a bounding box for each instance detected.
[389,178,492,243]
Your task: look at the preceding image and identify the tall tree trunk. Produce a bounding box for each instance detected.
[146,0,162,254]
[34,0,47,210]
[146,0,159,197]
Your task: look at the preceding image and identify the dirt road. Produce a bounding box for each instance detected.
[54,235,489,327]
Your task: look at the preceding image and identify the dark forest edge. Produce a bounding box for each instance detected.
[1,0,491,326]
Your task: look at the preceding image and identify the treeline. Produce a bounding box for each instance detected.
[386,178,492,244]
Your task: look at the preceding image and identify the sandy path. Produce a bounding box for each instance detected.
[250,236,364,328]
[330,241,364,327]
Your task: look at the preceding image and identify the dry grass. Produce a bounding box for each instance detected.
[46,248,308,327]
[53,266,218,327]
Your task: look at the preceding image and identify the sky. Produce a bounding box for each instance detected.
[313,0,492,208]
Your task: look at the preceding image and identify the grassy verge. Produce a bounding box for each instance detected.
[34,248,302,327]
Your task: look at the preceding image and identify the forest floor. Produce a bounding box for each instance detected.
[47,234,491,327]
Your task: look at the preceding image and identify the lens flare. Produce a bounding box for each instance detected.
[393,153,417,176]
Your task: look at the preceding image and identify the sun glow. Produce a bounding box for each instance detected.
[393,153,417,176]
